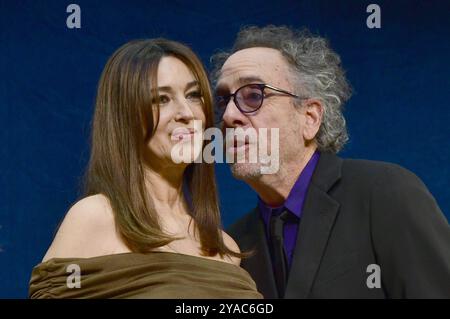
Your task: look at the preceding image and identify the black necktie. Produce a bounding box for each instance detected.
[269,209,290,298]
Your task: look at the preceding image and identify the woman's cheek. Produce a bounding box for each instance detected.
[195,108,206,123]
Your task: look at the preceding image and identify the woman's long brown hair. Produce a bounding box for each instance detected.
[80,38,241,258]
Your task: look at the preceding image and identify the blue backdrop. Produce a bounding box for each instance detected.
[1,0,449,298]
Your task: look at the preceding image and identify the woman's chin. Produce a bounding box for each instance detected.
[170,143,203,165]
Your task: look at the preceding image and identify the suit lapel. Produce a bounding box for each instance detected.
[285,152,342,298]
[240,208,278,299]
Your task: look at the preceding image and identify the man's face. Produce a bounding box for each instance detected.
[215,47,308,180]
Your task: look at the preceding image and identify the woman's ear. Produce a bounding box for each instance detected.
[302,99,323,141]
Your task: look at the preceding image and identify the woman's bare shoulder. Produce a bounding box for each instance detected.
[42,194,128,262]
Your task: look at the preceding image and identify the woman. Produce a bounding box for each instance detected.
[28,39,262,299]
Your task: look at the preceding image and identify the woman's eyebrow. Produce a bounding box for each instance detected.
[157,81,199,93]
[185,80,199,90]
[156,86,173,93]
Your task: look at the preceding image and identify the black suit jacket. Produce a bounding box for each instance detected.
[228,152,450,298]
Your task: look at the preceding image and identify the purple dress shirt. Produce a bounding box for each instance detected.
[258,150,320,269]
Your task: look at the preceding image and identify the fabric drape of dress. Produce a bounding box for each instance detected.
[28,251,263,299]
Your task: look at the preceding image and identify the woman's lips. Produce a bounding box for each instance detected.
[171,127,196,141]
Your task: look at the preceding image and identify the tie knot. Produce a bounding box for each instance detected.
[277,209,291,221]
[270,209,291,240]
[272,209,292,224]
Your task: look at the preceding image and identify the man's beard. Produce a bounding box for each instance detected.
[229,162,263,180]
[228,142,283,180]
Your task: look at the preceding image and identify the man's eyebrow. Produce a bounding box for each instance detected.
[215,76,266,94]
[214,83,227,94]
[238,76,265,85]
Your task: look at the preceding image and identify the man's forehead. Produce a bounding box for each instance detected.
[218,47,287,88]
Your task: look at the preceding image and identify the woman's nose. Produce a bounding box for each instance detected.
[174,99,195,122]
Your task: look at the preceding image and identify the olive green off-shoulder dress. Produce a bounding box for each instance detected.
[29,251,263,299]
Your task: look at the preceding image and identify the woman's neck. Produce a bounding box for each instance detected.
[143,165,186,213]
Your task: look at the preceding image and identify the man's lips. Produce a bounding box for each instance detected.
[233,139,249,148]
[228,137,250,152]
[233,134,252,147]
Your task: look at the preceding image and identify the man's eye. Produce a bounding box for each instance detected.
[247,92,262,100]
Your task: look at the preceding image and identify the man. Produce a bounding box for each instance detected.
[211,25,450,298]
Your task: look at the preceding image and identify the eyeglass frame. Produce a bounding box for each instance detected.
[215,83,307,115]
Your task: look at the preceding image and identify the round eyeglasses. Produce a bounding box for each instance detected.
[215,83,305,117]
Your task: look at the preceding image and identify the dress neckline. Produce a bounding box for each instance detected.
[37,250,243,271]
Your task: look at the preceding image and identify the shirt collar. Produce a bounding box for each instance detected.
[258,150,321,224]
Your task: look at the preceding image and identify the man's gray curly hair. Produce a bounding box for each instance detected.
[210,25,352,153]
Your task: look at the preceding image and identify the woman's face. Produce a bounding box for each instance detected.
[144,56,206,170]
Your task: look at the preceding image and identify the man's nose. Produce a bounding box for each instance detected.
[222,98,247,128]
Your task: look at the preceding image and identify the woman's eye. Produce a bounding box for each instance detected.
[153,95,170,105]
[187,91,202,101]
